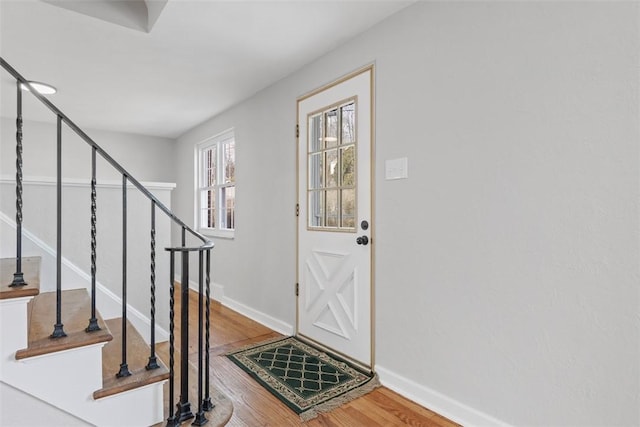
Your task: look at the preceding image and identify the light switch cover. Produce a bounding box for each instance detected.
[385,157,408,180]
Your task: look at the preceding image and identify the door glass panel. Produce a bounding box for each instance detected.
[324,109,338,148]
[309,153,323,189]
[325,149,338,188]
[309,113,323,152]
[309,190,324,227]
[341,102,355,144]
[341,189,355,228]
[326,189,338,227]
[340,145,355,187]
[306,98,357,231]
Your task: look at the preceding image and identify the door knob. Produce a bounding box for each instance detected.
[356,236,369,246]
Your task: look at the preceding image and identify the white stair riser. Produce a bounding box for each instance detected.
[0,298,166,426]
[0,297,31,368]
[1,344,104,409]
[92,382,166,426]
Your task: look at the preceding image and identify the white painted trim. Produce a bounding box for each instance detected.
[221,296,293,336]
[0,175,176,191]
[0,211,169,343]
[212,284,224,301]
[376,365,511,427]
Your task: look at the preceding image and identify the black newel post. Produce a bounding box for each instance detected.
[51,115,66,339]
[167,251,177,426]
[203,249,213,411]
[116,175,131,378]
[192,251,207,426]
[175,250,194,423]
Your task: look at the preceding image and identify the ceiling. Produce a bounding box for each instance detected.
[0,0,411,139]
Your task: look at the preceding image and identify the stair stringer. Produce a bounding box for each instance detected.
[0,211,169,344]
[0,296,166,426]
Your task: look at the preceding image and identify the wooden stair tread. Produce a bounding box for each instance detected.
[0,256,41,299]
[94,318,169,400]
[15,288,112,360]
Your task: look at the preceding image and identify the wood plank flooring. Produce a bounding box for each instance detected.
[178,290,460,427]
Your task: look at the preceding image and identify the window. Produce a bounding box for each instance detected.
[197,130,235,237]
[308,99,356,231]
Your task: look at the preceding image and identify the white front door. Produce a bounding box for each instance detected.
[296,67,373,368]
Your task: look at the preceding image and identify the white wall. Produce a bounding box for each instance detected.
[173,2,639,425]
[173,81,297,328]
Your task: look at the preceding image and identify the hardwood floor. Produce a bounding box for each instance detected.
[180,290,459,426]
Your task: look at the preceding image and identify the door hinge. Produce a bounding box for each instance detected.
[296,203,299,217]
[296,124,299,138]
[295,283,299,296]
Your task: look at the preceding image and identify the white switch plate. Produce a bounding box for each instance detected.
[385,157,408,180]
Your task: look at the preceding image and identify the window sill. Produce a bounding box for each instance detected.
[199,228,235,240]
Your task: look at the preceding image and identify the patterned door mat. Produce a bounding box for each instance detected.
[226,336,379,421]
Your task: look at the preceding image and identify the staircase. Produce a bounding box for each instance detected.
[1,257,168,425]
[0,58,230,426]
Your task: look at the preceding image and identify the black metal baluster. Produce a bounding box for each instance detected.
[167,250,177,427]
[116,175,131,378]
[51,116,66,339]
[203,249,213,411]
[86,147,100,332]
[10,80,26,287]
[193,251,207,426]
[146,201,159,370]
[181,227,186,247]
[176,250,194,423]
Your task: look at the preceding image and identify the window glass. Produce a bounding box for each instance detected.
[197,131,235,236]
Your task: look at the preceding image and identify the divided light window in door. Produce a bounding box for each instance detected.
[307,99,357,231]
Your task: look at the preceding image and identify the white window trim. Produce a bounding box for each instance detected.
[195,129,235,239]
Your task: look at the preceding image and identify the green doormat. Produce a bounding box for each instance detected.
[226,336,379,421]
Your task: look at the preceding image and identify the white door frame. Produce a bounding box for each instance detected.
[295,64,376,370]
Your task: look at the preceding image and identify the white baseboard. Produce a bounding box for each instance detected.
[212,283,224,301]
[220,295,294,336]
[376,365,510,427]
[0,211,169,343]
